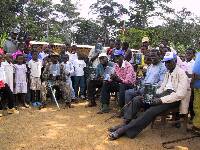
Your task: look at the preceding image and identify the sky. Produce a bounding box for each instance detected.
[53,0,200,25]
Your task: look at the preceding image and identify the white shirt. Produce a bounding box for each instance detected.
[164,74,174,91]
[0,65,6,83]
[88,47,106,68]
[185,59,195,75]
[69,53,78,64]
[62,61,74,77]
[28,59,43,77]
[74,59,86,76]
[39,51,49,60]
[2,61,14,91]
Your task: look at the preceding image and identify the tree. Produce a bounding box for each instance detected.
[128,0,174,28]
[90,0,128,44]
[73,19,104,45]
[163,8,200,51]
[0,0,28,35]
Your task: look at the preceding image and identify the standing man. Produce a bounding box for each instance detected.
[88,38,105,68]
[4,28,19,54]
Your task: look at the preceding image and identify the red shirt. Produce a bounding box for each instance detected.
[114,61,136,85]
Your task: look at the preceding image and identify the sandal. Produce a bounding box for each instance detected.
[108,128,125,140]
[108,131,120,140]
[108,123,126,132]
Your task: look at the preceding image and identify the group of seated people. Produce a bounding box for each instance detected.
[86,37,200,140]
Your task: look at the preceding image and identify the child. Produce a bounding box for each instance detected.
[2,53,14,92]
[61,54,75,100]
[28,51,43,103]
[14,54,29,108]
[0,54,18,116]
[73,53,86,99]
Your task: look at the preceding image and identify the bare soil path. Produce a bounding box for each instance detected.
[0,102,199,150]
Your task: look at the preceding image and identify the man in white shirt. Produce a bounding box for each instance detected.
[73,54,86,99]
[108,52,190,140]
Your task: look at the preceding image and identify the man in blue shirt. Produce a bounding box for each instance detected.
[123,49,166,120]
[86,53,114,107]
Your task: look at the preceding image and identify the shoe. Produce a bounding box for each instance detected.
[97,104,110,114]
[86,101,97,107]
[65,102,74,108]
[7,108,19,114]
[0,110,3,117]
[108,124,125,132]
[80,95,85,99]
[24,103,30,108]
[108,127,125,140]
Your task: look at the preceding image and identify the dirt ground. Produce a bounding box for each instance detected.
[0,101,200,150]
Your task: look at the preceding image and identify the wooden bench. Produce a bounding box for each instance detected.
[151,108,188,131]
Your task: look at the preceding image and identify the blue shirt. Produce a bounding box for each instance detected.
[143,62,167,86]
[193,52,200,88]
[96,62,114,79]
[27,53,43,61]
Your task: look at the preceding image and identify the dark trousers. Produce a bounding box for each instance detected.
[189,89,195,119]
[87,79,103,101]
[100,81,132,108]
[74,76,85,97]
[124,89,173,120]
[0,84,14,110]
[123,101,180,138]
[121,90,179,138]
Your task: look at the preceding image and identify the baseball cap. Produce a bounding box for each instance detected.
[142,37,149,43]
[98,53,108,58]
[114,50,124,56]
[162,52,177,62]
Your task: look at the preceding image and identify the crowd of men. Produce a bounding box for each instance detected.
[0,29,200,140]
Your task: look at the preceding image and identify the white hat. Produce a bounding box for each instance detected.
[162,52,177,62]
[98,53,108,58]
[142,37,149,43]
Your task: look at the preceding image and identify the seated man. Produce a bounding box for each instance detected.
[41,54,71,107]
[98,50,136,114]
[108,52,190,140]
[86,53,114,107]
[124,49,166,120]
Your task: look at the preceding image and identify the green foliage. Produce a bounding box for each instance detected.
[90,0,128,44]
[73,19,104,45]
[129,0,174,28]
[0,33,8,48]
[0,0,79,43]
[119,28,148,49]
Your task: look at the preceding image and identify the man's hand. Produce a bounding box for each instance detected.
[97,76,103,81]
[110,74,122,83]
[150,98,162,106]
[90,52,100,62]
